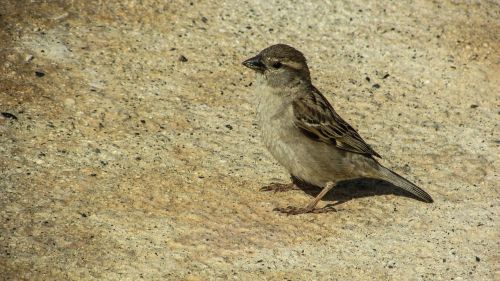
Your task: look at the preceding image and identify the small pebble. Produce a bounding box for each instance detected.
[25,54,34,62]
[35,71,45,77]
[372,83,380,89]
[470,104,478,108]
[179,55,188,62]
[64,98,75,108]
[1,112,18,120]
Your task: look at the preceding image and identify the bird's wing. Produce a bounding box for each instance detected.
[292,86,381,158]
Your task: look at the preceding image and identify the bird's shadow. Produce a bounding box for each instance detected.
[292,178,427,206]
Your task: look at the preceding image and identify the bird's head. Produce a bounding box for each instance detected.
[242,44,311,87]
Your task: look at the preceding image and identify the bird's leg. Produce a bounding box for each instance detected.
[260,182,299,192]
[275,181,337,215]
[305,181,335,210]
[260,175,305,192]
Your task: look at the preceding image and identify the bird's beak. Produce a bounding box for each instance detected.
[242,55,266,72]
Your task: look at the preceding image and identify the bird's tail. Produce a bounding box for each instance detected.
[376,165,433,203]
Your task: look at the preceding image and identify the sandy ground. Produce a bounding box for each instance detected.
[1,0,499,280]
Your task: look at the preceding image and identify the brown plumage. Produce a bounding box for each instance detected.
[243,44,433,214]
[293,86,381,158]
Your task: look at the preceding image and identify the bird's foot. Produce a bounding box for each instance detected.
[273,205,337,215]
[260,182,299,193]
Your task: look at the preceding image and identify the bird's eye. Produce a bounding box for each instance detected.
[271,62,283,69]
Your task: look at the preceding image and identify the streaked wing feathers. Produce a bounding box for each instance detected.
[292,87,381,158]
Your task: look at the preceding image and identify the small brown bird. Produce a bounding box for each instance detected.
[242,44,433,214]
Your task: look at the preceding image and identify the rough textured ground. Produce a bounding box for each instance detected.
[1,0,499,280]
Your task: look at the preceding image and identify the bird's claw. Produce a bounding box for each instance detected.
[260,183,298,193]
[273,205,337,215]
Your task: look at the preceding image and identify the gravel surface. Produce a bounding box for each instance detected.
[1,0,498,280]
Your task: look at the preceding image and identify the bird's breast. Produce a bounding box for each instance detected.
[254,86,302,171]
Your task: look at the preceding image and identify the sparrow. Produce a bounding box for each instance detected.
[242,44,433,214]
